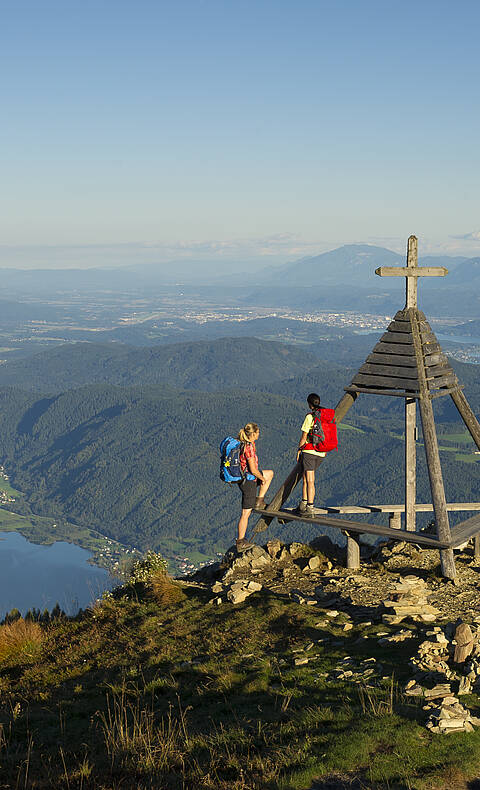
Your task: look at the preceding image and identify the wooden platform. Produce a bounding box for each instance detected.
[255,507,451,548]
[255,503,480,550]
[263,503,480,515]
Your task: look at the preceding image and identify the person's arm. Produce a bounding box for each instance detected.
[247,456,265,482]
[297,431,308,461]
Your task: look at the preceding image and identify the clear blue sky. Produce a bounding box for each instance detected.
[1,0,479,267]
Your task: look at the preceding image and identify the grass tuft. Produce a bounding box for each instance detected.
[150,568,186,606]
[0,618,43,663]
[99,688,186,775]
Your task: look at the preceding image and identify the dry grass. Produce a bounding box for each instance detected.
[0,618,43,663]
[99,689,186,774]
[356,676,399,717]
[150,569,186,606]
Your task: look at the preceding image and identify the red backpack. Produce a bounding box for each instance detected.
[303,407,338,453]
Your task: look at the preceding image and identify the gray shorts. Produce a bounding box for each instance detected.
[302,453,323,472]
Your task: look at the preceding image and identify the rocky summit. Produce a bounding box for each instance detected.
[191,534,480,735]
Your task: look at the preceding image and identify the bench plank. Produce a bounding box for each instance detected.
[351,373,420,390]
[345,385,419,398]
[255,507,450,548]
[450,513,480,547]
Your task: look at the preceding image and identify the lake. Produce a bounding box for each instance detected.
[0,531,114,619]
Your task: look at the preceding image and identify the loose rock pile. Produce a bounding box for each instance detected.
[204,541,337,607]
[405,620,480,733]
[328,656,383,684]
[382,575,440,625]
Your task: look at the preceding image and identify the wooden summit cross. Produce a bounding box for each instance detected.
[253,235,480,582]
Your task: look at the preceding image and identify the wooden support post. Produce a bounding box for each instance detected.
[410,307,456,581]
[405,235,418,309]
[418,392,456,580]
[346,532,360,569]
[333,391,358,423]
[389,512,401,529]
[474,535,480,562]
[405,397,416,531]
[450,389,480,451]
[253,391,357,535]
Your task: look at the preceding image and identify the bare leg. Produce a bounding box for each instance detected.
[302,474,308,502]
[306,470,316,504]
[258,469,274,498]
[237,508,253,541]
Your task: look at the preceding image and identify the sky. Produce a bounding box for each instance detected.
[1,0,479,268]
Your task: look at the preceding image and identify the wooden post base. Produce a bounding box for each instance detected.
[475,535,480,562]
[346,533,360,569]
[389,512,401,529]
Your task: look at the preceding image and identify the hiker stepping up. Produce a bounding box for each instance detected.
[295,393,337,518]
[236,423,273,551]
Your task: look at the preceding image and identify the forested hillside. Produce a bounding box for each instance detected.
[0,337,323,394]
[0,371,479,559]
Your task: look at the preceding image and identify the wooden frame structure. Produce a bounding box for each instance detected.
[253,236,480,581]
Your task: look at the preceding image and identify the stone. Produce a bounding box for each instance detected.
[458,676,472,695]
[227,587,251,604]
[212,582,223,593]
[289,542,304,556]
[439,717,470,729]
[294,656,309,666]
[231,579,248,589]
[246,581,262,592]
[266,539,282,559]
[308,555,322,571]
[382,614,406,625]
[405,683,424,697]
[424,684,452,699]
[454,623,475,663]
[343,623,353,632]
[250,554,270,570]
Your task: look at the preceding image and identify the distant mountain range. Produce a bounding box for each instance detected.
[0,243,475,304]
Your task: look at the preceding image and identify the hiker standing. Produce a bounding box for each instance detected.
[236,422,273,551]
[295,393,328,517]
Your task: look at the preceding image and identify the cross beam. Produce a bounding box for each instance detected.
[375,235,448,309]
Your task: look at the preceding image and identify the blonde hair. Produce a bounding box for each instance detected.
[238,422,259,443]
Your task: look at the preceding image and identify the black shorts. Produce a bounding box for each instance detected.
[301,453,324,472]
[238,477,260,509]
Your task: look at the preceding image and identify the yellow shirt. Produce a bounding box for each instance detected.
[301,413,326,457]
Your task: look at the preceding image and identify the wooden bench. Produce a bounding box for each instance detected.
[254,503,480,568]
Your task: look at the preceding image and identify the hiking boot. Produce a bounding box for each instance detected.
[254,496,267,510]
[236,538,255,552]
[293,500,307,515]
[303,505,316,518]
